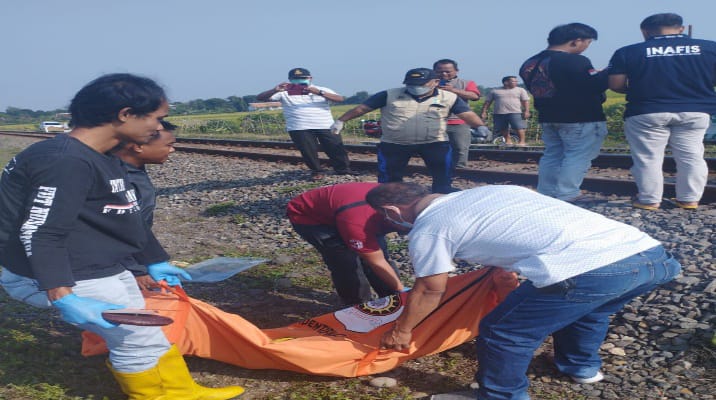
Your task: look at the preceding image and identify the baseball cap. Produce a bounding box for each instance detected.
[403,68,438,85]
[288,68,311,79]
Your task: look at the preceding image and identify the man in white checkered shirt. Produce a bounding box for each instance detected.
[366,182,681,400]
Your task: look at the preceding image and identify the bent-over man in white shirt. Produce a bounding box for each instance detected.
[365,182,681,400]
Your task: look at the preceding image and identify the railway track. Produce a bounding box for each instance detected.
[2,130,715,203]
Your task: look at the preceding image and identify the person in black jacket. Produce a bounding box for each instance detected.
[0,74,244,399]
[519,23,609,203]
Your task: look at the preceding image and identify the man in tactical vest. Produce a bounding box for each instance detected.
[331,68,489,193]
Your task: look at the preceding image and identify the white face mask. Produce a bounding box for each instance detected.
[406,85,432,96]
[382,207,414,229]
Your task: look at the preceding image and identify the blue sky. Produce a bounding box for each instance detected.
[1,0,714,111]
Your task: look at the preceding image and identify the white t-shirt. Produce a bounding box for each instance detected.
[485,87,530,114]
[270,85,336,131]
[407,185,660,287]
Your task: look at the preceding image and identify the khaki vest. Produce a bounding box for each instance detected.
[380,88,457,144]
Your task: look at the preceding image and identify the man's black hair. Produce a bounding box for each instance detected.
[433,59,458,70]
[502,76,518,84]
[547,23,598,46]
[69,73,166,128]
[160,120,178,131]
[640,13,683,34]
[366,182,430,208]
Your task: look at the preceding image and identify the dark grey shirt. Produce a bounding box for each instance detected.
[123,161,156,227]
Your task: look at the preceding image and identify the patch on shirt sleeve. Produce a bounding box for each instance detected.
[349,239,364,250]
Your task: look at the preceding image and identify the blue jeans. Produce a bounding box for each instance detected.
[537,122,607,200]
[446,123,472,168]
[0,269,170,372]
[377,141,454,193]
[475,245,680,400]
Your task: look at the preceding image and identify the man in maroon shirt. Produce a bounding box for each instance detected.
[287,182,405,305]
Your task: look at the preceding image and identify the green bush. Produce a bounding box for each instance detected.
[605,102,626,141]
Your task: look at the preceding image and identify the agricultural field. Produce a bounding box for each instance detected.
[0,92,624,141]
[3,91,716,150]
[163,104,382,143]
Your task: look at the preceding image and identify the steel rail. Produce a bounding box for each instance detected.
[171,137,716,172]
[3,131,715,171]
[173,144,716,204]
[2,131,714,203]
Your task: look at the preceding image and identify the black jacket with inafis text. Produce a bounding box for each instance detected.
[0,134,169,290]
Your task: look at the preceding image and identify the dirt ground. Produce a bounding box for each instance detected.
[1,136,713,400]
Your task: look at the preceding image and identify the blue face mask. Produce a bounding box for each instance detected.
[290,78,311,85]
[383,208,414,230]
[406,84,432,96]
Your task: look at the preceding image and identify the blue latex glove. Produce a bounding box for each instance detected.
[147,261,192,287]
[52,293,124,329]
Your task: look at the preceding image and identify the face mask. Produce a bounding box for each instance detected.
[290,78,311,85]
[405,85,432,96]
[383,208,414,229]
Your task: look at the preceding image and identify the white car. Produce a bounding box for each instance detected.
[39,121,69,133]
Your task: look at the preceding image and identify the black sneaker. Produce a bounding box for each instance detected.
[310,171,326,180]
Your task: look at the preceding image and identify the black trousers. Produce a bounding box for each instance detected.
[288,129,350,173]
[291,223,399,305]
[376,141,455,193]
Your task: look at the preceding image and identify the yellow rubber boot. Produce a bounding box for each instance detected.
[156,345,245,399]
[107,361,166,400]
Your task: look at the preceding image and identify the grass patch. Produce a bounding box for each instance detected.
[1,383,88,400]
[239,262,292,289]
[0,147,24,167]
[221,247,333,291]
[276,182,324,195]
[0,287,121,399]
[292,273,333,291]
[232,214,248,224]
[204,201,237,216]
[0,123,36,131]
[273,379,413,400]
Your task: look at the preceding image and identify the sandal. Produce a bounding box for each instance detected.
[663,198,698,210]
[632,200,660,211]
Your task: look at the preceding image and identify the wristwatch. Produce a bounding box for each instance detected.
[318,90,325,96]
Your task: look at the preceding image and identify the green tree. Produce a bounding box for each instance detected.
[227,96,248,112]
[344,91,370,104]
[242,95,258,105]
[204,98,234,113]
